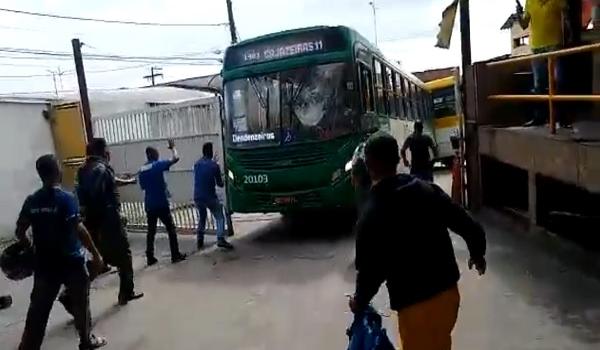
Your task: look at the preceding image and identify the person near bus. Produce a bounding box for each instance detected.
[351,157,371,214]
[193,142,233,250]
[138,140,187,266]
[16,154,107,350]
[400,121,437,182]
[76,138,143,305]
[517,0,570,126]
[349,132,487,350]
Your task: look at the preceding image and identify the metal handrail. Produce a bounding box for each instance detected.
[486,42,600,134]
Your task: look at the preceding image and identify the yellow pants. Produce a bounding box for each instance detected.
[397,285,460,350]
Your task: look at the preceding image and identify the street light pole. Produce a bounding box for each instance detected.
[369,1,378,46]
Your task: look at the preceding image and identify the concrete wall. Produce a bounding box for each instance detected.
[0,101,55,239]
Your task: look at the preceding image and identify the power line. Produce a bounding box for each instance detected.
[0,54,221,66]
[0,7,229,27]
[0,63,153,79]
[0,47,224,62]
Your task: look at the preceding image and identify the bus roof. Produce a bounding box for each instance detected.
[222,25,425,88]
[425,76,455,91]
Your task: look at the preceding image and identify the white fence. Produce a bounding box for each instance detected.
[92,97,227,234]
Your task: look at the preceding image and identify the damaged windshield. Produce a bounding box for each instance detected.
[224,62,355,147]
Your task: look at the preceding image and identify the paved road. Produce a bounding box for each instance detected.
[2,174,600,349]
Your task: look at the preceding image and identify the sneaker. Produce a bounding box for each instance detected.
[147,256,158,267]
[79,334,107,350]
[171,253,187,264]
[217,239,234,250]
[118,292,144,306]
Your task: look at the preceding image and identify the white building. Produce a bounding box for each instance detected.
[0,98,55,239]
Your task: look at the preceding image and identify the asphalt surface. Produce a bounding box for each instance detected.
[1,173,600,349]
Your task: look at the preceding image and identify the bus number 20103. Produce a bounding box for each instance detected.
[243,175,269,184]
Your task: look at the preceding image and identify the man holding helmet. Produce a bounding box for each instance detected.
[12,154,107,350]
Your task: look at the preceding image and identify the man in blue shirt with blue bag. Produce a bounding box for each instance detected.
[193,142,233,250]
[139,139,186,266]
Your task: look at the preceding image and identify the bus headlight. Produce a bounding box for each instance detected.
[228,170,235,181]
[344,160,353,172]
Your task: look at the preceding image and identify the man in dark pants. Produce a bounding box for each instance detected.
[76,138,143,305]
[16,155,107,350]
[193,142,233,250]
[401,121,437,182]
[138,139,186,266]
[349,133,486,350]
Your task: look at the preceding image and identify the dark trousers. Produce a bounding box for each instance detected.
[86,211,135,299]
[19,265,91,350]
[145,207,181,259]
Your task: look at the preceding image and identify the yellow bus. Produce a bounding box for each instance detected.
[425,75,460,167]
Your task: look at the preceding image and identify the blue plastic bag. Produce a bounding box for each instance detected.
[346,306,395,350]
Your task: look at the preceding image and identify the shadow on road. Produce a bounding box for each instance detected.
[249,210,356,244]
[153,210,357,289]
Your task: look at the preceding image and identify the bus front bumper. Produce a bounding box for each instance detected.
[227,176,355,213]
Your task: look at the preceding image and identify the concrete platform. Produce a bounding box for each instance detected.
[479,126,600,193]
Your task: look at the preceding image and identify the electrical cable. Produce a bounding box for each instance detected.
[0,7,229,27]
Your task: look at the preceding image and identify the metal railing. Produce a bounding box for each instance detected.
[93,98,220,144]
[487,42,600,134]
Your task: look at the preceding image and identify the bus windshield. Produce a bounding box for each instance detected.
[224,62,354,147]
[431,86,456,119]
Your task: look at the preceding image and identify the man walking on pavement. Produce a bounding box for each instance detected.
[349,133,487,350]
[400,120,437,182]
[139,140,187,266]
[76,138,143,305]
[16,155,107,350]
[193,142,233,250]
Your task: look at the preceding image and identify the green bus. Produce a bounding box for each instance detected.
[222,25,430,213]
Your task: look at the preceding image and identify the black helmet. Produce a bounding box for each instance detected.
[1,241,34,281]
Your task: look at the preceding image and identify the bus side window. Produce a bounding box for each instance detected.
[373,59,385,114]
[415,89,423,119]
[359,63,374,113]
[411,84,419,119]
[405,80,414,120]
[386,67,397,118]
[397,74,407,120]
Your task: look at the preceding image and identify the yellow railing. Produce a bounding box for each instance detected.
[487,42,600,134]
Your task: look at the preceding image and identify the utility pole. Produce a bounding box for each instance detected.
[71,38,94,142]
[225,0,238,44]
[369,1,379,46]
[459,0,472,72]
[49,70,58,97]
[57,66,64,90]
[143,66,163,86]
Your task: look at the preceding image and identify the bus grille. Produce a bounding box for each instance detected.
[233,145,328,170]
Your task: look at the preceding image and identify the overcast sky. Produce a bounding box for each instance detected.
[0,0,514,95]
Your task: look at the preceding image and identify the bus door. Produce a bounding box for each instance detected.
[49,102,87,190]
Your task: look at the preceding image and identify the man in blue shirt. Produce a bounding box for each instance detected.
[139,139,186,266]
[194,142,233,250]
[16,154,107,350]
